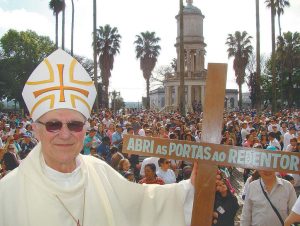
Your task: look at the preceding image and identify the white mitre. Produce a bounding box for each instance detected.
[22,49,97,121]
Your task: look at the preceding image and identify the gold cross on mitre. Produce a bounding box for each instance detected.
[22,49,97,121]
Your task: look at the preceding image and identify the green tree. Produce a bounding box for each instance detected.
[134,31,161,109]
[276,31,300,107]
[95,25,121,108]
[265,0,290,37]
[110,90,124,113]
[73,54,94,78]
[226,31,253,109]
[49,0,65,49]
[0,29,55,109]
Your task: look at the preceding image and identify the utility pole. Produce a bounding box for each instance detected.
[179,0,185,115]
[93,0,99,113]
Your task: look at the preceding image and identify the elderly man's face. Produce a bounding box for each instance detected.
[33,109,86,172]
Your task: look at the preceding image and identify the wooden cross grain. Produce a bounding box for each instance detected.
[122,63,300,226]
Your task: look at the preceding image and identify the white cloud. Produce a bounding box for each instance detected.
[0,8,54,39]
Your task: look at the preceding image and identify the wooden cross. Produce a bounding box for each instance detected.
[122,63,300,226]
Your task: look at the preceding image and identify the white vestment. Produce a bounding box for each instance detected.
[0,143,194,226]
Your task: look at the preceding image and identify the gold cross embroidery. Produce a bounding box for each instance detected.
[26,59,94,115]
[33,64,89,102]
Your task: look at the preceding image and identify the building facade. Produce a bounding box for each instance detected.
[164,0,207,112]
[149,87,165,110]
[151,0,238,112]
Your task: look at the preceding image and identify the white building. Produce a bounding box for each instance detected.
[160,0,238,112]
[164,0,206,112]
[149,87,165,110]
[150,87,239,111]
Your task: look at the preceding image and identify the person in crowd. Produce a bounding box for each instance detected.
[96,136,111,162]
[284,196,300,226]
[268,118,280,132]
[0,50,196,226]
[102,111,114,129]
[2,144,20,171]
[139,163,165,185]
[213,179,239,226]
[106,123,115,142]
[89,146,102,159]
[156,158,176,184]
[131,116,141,135]
[118,158,131,177]
[95,123,106,142]
[140,156,159,178]
[260,134,269,149]
[110,146,125,170]
[125,126,140,180]
[19,134,35,159]
[83,128,100,155]
[271,125,283,148]
[283,126,297,151]
[158,126,168,139]
[268,132,282,151]
[241,169,260,200]
[286,138,298,152]
[241,168,297,226]
[138,123,149,136]
[24,124,34,138]
[0,137,3,149]
[13,126,23,141]
[145,128,153,137]
[124,170,136,183]
[243,134,254,148]
[0,158,9,179]
[240,122,249,144]
[112,124,123,149]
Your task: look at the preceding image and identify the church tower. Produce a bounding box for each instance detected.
[164,0,207,112]
[175,0,206,76]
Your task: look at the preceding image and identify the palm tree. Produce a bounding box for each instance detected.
[95,25,121,108]
[70,0,74,56]
[265,0,290,37]
[49,0,65,49]
[226,31,253,109]
[276,32,300,107]
[61,0,66,50]
[93,0,99,111]
[134,31,161,109]
[255,0,261,111]
[265,0,277,112]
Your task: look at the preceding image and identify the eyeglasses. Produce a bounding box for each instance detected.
[36,120,85,133]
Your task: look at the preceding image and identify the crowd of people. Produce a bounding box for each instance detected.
[3,49,300,226]
[1,107,300,225]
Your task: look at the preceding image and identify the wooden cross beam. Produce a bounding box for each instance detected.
[122,64,300,226]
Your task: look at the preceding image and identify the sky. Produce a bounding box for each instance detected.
[0,0,299,102]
